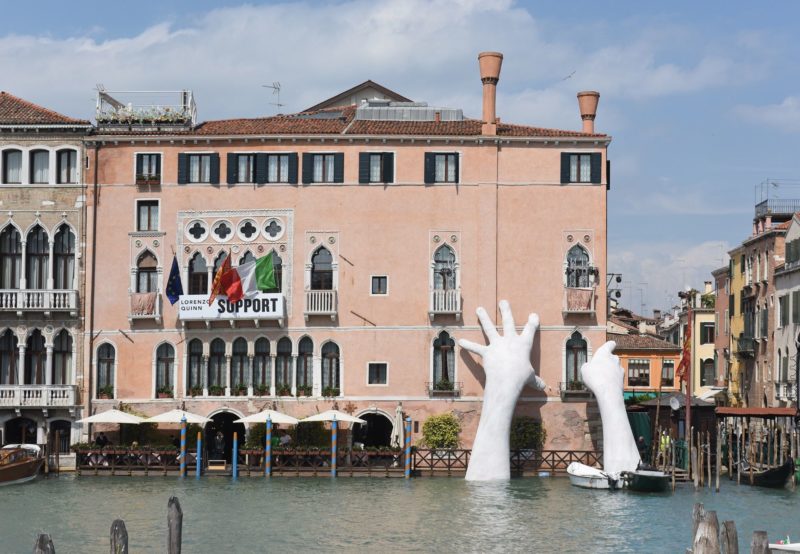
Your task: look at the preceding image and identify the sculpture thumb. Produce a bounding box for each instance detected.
[594,340,616,358]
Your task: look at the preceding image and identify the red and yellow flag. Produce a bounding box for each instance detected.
[675,307,692,382]
[207,251,231,305]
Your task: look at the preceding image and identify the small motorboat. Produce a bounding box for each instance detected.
[742,459,795,489]
[567,462,619,490]
[0,444,44,486]
[621,469,670,492]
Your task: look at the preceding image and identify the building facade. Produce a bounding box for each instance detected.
[0,92,91,448]
[773,214,800,407]
[711,265,730,390]
[610,332,681,396]
[81,53,611,450]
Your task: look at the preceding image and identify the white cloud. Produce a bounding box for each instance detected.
[735,96,800,133]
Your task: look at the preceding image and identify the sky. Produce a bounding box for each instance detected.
[3,0,800,314]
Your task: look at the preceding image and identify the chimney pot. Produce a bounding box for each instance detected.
[478,51,503,135]
[434,111,441,123]
[577,91,600,134]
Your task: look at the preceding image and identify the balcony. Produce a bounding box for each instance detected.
[755,198,800,219]
[129,291,161,324]
[563,287,596,316]
[96,89,196,132]
[427,381,462,398]
[0,289,78,317]
[777,382,798,401]
[0,385,77,409]
[735,335,755,358]
[305,289,337,321]
[559,380,591,397]
[429,288,461,319]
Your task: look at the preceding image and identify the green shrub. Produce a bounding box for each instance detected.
[291,421,329,447]
[421,413,461,449]
[509,416,546,451]
[245,424,267,449]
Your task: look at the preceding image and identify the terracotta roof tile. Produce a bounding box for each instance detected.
[0,91,89,125]
[608,332,681,351]
[194,106,354,136]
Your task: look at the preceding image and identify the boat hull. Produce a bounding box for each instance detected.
[568,473,612,489]
[622,470,670,492]
[747,460,795,489]
[0,458,44,486]
[566,462,617,489]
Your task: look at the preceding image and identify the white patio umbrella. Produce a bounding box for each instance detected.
[390,404,404,448]
[235,410,299,426]
[144,409,211,424]
[77,409,144,425]
[299,410,366,425]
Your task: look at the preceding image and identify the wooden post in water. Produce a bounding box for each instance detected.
[33,533,55,554]
[54,430,60,475]
[110,519,128,553]
[196,432,202,480]
[692,509,719,554]
[719,521,739,554]
[265,417,272,478]
[671,436,676,492]
[691,502,705,547]
[692,433,699,490]
[728,418,733,481]
[689,425,694,485]
[751,531,769,554]
[715,424,721,492]
[168,496,183,554]
[706,430,712,489]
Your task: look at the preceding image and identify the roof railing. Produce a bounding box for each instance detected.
[95,89,196,129]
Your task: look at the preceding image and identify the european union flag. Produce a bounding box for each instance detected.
[166,255,183,305]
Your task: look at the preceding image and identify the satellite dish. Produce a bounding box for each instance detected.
[669,397,680,411]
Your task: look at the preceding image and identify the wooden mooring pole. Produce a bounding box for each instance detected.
[32,533,55,554]
[110,519,128,553]
[168,496,183,554]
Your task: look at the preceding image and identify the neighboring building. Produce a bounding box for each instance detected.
[773,213,800,407]
[608,332,681,397]
[304,80,411,112]
[712,265,730,392]
[0,92,91,449]
[82,52,611,451]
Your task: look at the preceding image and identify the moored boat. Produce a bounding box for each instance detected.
[620,469,670,492]
[567,462,619,490]
[744,459,795,489]
[0,444,44,486]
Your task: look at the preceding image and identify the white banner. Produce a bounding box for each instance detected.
[178,293,284,320]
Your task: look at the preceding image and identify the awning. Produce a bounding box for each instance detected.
[695,386,727,401]
[715,406,798,418]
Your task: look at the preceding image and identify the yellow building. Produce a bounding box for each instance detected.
[728,246,745,406]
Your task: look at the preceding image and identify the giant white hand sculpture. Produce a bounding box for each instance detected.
[459,300,545,481]
[579,341,641,476]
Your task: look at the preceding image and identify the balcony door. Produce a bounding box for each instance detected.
[26,226,49,290]
[0,226,21,289]
[0,330,17,384]
[566,245,590,288]
[565,331,587,386]
[53,225,75,290]
[52,330,72,385]
[25,330,45,385]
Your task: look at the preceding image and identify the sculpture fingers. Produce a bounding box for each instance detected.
[458,338,488,357]
[498,299,516,336]
[594,340,617,359]
[475,306,500,342]
[520,313,540,346]
[526,372,546,390]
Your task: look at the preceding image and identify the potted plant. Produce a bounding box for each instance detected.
[277,384,292,396]
[189,385,203,398]
[253,384,269,397]
[322,387,340,398]
[235,384,249,396]
[97,386,114,400]
[208,385,224,397]
[299,385,313,396]
[156,386,173,399]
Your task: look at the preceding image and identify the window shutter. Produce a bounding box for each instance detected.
[590,153,602,184]
[227,153,238,185]
[302,153,313,184]
[454,153,460,184]
[255,154,267,184]
[606,159,611,191]
[135,154,143,178]
[209,153,220,185]
[333,153,344,183]
[729,295,734,316]
[155,154,161,177]
[382,152,394,183]
[177,153,188,185]
[287,153,299,184]
[358,153,370,184]
[560,153,570,184]
[424,153,435,184]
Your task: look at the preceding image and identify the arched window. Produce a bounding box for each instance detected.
[433,245,456,290]
[565,331,587,386]
[566,245,591,288]
[701,358,715,387]
[240,251,256,266]
[252,338,270,389]
[26,225,49,289]
[0,330,18,385]
[188,253,208,295]
[136,251,158,293]
[25,330,45,384]
[156,343,174,392]
[321,342,340,391]
[208,338,225,388]
[276,337,292,392]
[96,343,115,396]
[310,247,332,290]
[53,225,75,290]
[187,339,203,391]
[29,149,49,184]
[2,149,22,183]
[0,226,21,289]
[231,338,248,389]
[782,348,790,382]
[433,331,455,385]
[297,337,313,389]
[270,250,283,292]
[56,149,78,184]
[213,252,227,277]
[52,330,72,385]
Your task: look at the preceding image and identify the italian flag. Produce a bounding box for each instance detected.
[221,252,277,303]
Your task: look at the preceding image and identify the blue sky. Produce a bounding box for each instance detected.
[3,0,799,313]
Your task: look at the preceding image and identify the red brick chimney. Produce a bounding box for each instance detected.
[577,91,600,133]
[478,52,503,135]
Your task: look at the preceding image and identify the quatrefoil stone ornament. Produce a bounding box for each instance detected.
[188,222,206,240]
[214,222,232,240]
[240,221,257,239]
[265,220,282,239]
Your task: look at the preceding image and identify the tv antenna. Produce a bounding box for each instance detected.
[262,81,285,113]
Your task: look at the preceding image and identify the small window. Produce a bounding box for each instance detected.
[136,153,161,184]
[136,200,159,231]
[57,150,78,184]
[266,154,290,183]
[2,149,22,183]
[661,360,675,387]
[30,150,49,184]
[237,154,256,183]
[560,152,601,184]
[359,152,394,184]
[313,154,335,183]
[371,275,388,295]
[189,154,212,183]
[424,153,458,184]
[368,362,388,385]
[627,358,650,387]
[700,323,715,345]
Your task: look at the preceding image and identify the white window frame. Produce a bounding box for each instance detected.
[366,361,389,386]
[134,198,160,232]
[133,151,163,184]
[370,274,389,296]
[432,152,460,184]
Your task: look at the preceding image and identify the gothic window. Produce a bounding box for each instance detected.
[433,331,455,384]
[433,245,456,290]
[310,247,333,290]
[297,337,313,388]
[240,251,256,266]
[187,339,203,391]
[269,251,282,292]
[276,337,292,390]
[25,330,45,385]
[0,226,21,289]
[0,330,18,385]
[565,331,587,385]
[52,330,72,385]
[96,343,115,395]
[136,251,158,293]
[566,245,591,288]
[253,338,270,388]
[231,337,248,389]
[156,343,174,391]
[188,253,208,294]
[208,338,225,388]
[26,225,48,289]
[53,225,75,289]
[321,342,340,390]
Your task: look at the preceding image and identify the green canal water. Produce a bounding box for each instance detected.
[1,474,797,553]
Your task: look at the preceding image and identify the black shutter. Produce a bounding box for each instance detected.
[333,153,344,183]
[209,153,220,185]
[358,152,370,184]
[302,153,313,184]
[287,153,298,184]
[424,153,435,184]
[382,152,394,184]
[605,159,611,190]
[560,153,571,184]
[453,153,460,184]
[177,153,188,185]
[255,153,267,184]
[155,154,161,178]
[590,153,602,184]
[135,154,143,178]
[227,153,238,185]
[729,295,734,316]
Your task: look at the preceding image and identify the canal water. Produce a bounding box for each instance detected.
[1,475,796,552]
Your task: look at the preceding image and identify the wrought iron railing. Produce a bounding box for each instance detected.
[426,381,463,398]
[559,381,589,394]
[755,198,800,218]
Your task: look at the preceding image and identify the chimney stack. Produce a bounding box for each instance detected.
[478,51,503,135]
[704,281,713,295]
[577,91,600,133]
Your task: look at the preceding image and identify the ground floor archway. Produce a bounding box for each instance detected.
[205,411,245,463]
[352,412,393,448]
[5,416,38,445]
[49,420,72,453]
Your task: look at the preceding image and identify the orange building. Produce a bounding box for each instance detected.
[609,333,682,397]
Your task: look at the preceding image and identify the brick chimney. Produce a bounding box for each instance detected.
[478,52,503,135]
[577,91,600,133]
